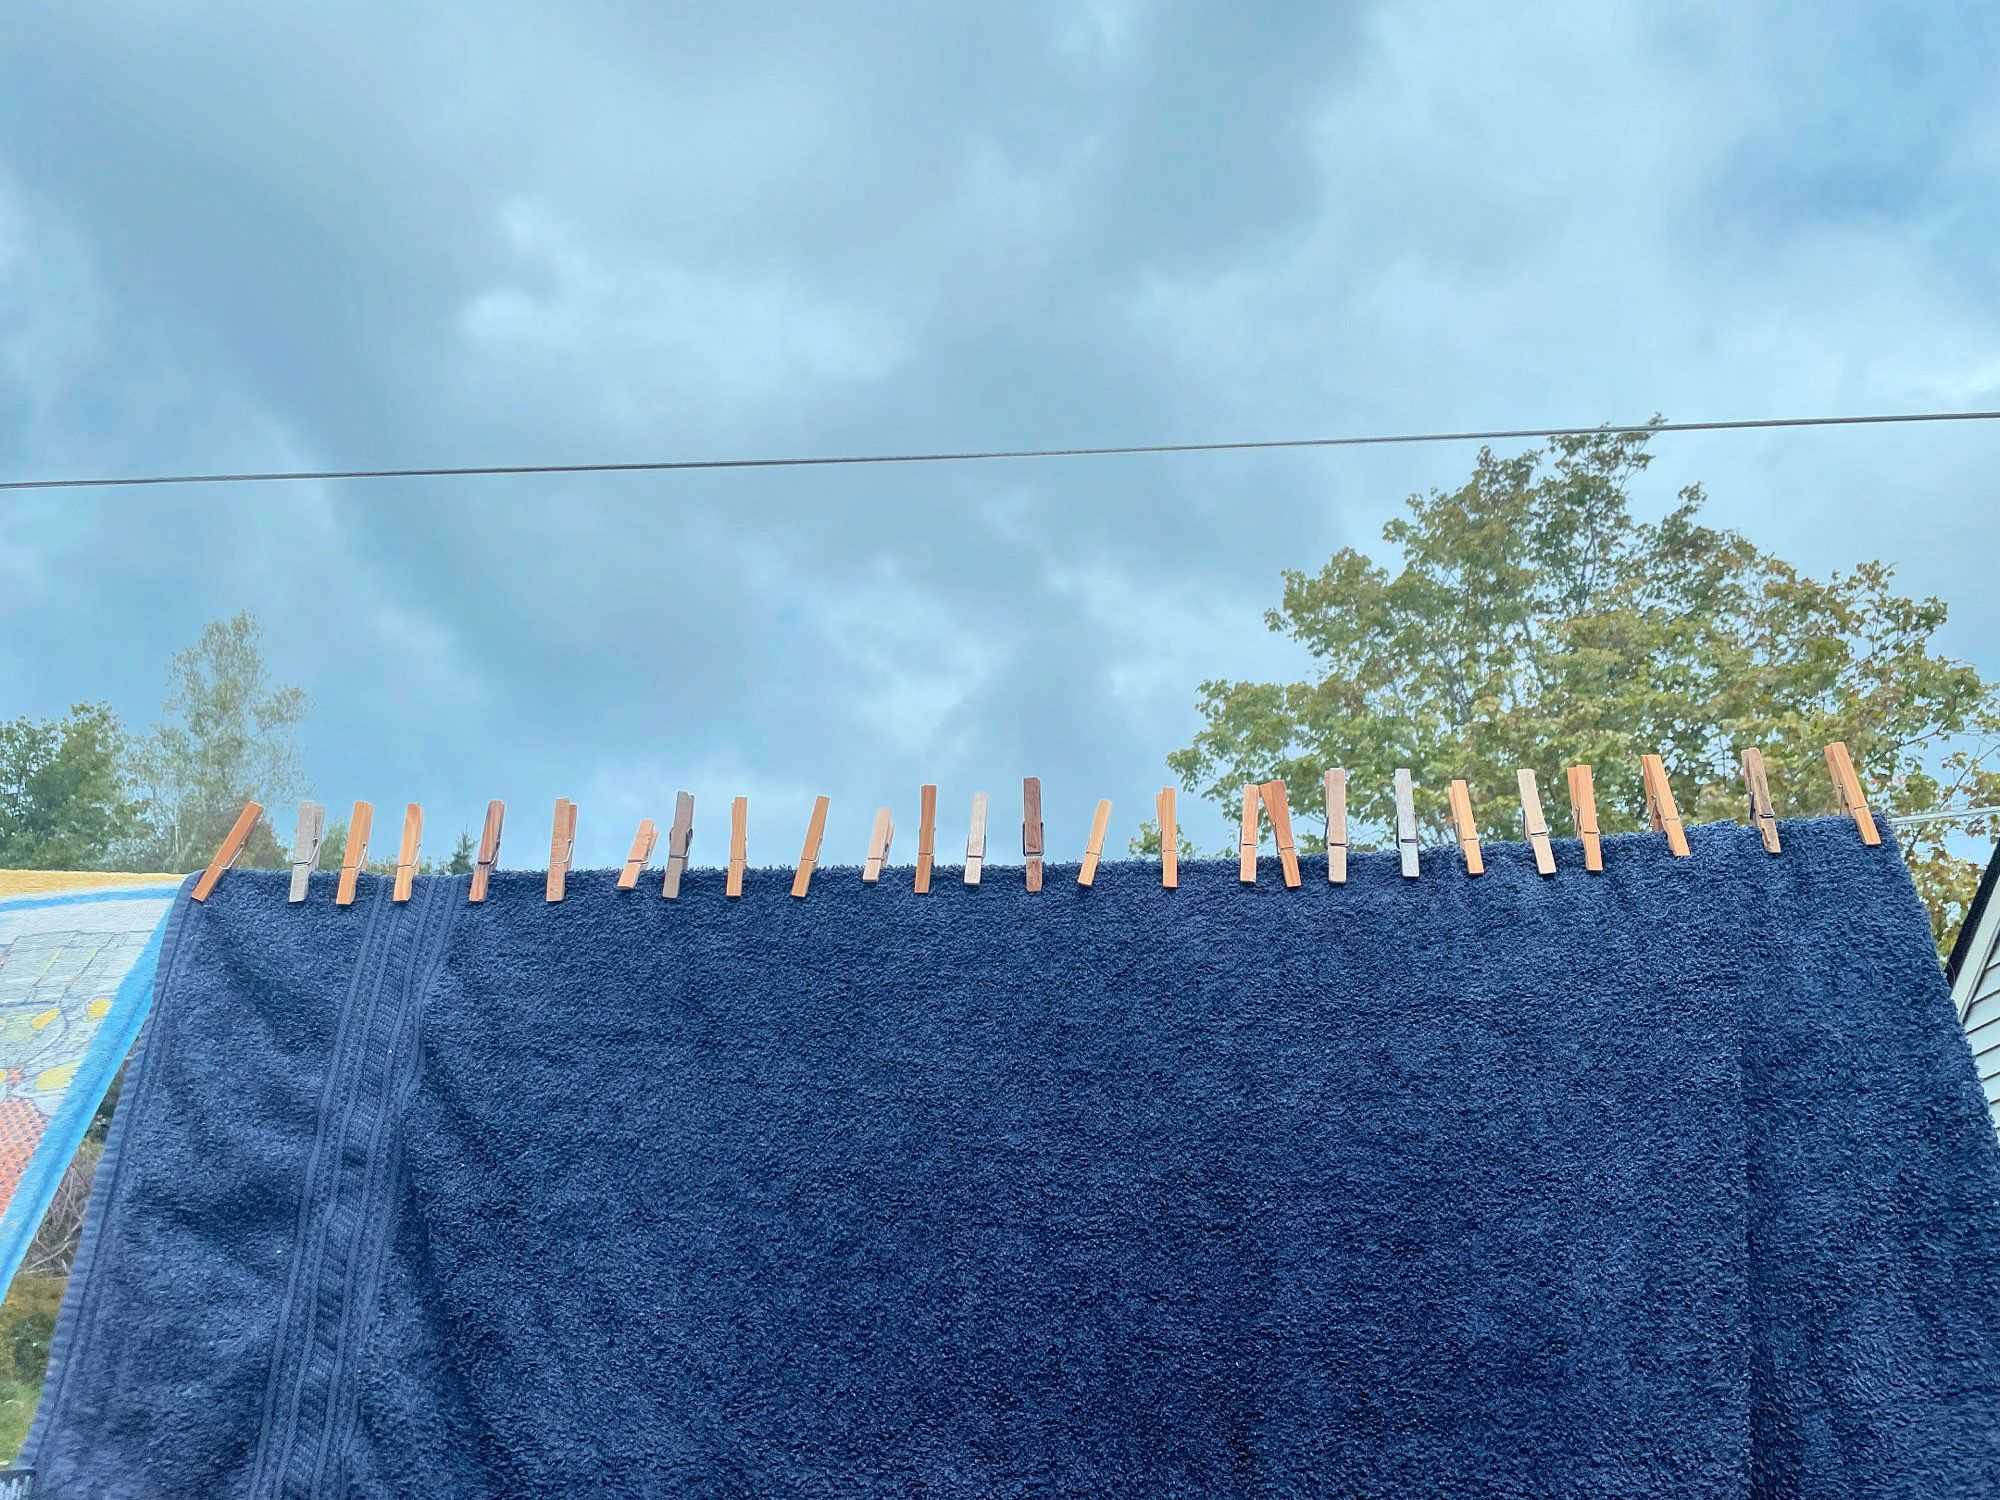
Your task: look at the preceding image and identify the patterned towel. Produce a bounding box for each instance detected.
[0,873,177,1293]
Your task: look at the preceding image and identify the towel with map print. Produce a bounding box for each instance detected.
[0,873,177,1293]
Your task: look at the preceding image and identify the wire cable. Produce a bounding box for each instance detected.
[1888,805,2000,830]
[4,409,1999,494]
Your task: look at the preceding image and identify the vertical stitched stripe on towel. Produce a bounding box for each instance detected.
[249,879,443,1498]
[312,879,460,1493]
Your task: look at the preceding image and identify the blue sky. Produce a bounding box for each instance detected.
[3,3,1998,866]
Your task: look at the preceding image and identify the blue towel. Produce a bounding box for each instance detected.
[19,818,2000,1496]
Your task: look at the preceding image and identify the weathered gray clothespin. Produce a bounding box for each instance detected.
[1394,768,1420,879]
[661,792,694,899]
[964,793,988,886]
[289,802,326,903]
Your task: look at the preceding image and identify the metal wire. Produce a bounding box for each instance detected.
[4,409,1999,494]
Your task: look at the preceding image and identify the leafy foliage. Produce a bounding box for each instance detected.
[0,703,136,868]
[124,612,309,871]
[1168,428,2000,951]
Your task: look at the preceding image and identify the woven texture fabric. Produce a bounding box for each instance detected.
[22,820,2000,1497]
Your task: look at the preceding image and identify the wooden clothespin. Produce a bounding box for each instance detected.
[1742,748,1781,854]
[617,818,658,890]
[1324,768,1348,885]
[336,801,373,907]
[726,796,748,898]
[546,798,576,902]
[792,795,830,898]
[392,803,423,903]
[1394,769,1420,879]
[1260,780,1302,888]
[1566,766,1603,872]
[1023,777,1045,892]
[964,793,988,887]
[1824,742,1881,845]
[191,800,263,902]
[1079,799,1111,887]
[1238,784,1260,884]
[661,792,694,899]
[914,784,938,894]
[469,800,504,903]
[1517,770,1556,876]
[862,807,894,884]
[1640,754,1690,857]
[1157,787,1178,889]
[288,802,326,903]
[1447,780,1483,876]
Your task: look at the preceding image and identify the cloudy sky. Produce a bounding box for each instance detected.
[3,3,1998,866]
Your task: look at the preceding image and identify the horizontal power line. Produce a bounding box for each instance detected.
[4,409,2000,494]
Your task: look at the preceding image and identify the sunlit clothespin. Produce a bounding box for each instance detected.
[1157,787,1178,889]
[1640,754,1690,857]
[914,784,937,894]
[1824,742,1881,846]
[1566,766,1602,873]
[662,792,694,899]
[1516,770,1555,876]
[1447,780,1483,876]
[618,818,658,890]
[1742,748,1781,854]
[725,797,747,898]
[392,803,423,903]
[337,801,373,907]
[1324,768,1348,885]
[546,798,576,902]
[1394,769,1420,879]
[1023,777,1045,892]
[792,795,830,898]
[1079,799,1111,887]
[964,793,988,887]
[1260,780,1302,887]
[1239,784,1260,884]
[469,800,504,903]
[192,800,263,903]
[288,802,326,903]
[862,807,894,884]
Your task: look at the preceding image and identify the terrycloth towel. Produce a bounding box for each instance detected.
[18,819,2000,1497]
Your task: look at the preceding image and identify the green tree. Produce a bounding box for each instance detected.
[0,703,137,868]
[124,613,309,872]
[1168,427,2000,952]
[446,830,475,875]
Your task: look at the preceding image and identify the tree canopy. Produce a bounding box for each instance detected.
[0,704,134,869]
[1167,427,2000,949]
